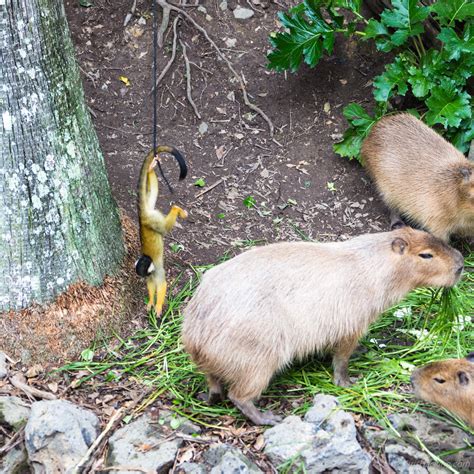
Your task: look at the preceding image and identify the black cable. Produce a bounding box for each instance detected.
[152,0,174,194]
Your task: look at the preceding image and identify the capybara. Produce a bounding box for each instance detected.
[411,353,474,427]
[362,113,474,241]
[182,228,464,425]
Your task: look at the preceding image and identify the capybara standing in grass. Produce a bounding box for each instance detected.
[411,353,474,427]
[182,228,464,425]
[362,113,474,241]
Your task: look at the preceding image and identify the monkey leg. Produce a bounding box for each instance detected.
[332,335,360,387]
[146,279,157,312]
[154,280,167,316]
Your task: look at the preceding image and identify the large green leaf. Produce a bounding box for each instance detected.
[437,25,474,61]
[380,0,429,42]
[373,57,409,102]
[268,7,335,71]
[425,79,472,128]
[431,0,474,25]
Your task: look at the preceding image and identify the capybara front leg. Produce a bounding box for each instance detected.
[333,336,359,387]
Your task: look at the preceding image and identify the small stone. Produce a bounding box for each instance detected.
[198,122,208,135]
[0,352,7,379]
[225,38,237,48]
[204,443,262,473]
[106,411,200,474]
[138,16,146,25]
[385,443,432,474]
[197,5,207,13]
[233,6,254,20]
[219,0,228,11]
[178,462,206,473]
[25,400,99,473]
[0,396,30,430]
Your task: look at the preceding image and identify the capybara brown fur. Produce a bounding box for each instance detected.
[362,113,474,241]
[411,353,474,427]
[182,228,464,425]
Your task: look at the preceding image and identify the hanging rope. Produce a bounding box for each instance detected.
[152,0,174,194]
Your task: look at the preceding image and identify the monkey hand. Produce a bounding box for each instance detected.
[172,205,188,219]
[148,157,159,172]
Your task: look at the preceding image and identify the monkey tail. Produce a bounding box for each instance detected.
[154,145,188,181]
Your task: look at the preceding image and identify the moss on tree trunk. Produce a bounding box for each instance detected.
[0,0,124,311]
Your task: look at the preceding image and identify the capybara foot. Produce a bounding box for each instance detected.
[230,397,282,426]
[333,373,353,388]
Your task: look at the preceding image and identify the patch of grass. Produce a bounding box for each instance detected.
[61,253,473,439]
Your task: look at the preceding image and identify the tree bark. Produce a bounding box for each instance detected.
[0,0,124,311]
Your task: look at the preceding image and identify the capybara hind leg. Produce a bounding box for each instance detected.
[207,374,224,404]
[390,210,406,230]
[228,370,281,425]
[229,396,282,426]
[333,336,359,387]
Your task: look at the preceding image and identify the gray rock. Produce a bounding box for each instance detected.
[389,413,473,471]
[25,400,99,473]
[204,443,262,473]
[385,443,431,474]
[264,395,371,473]
[233,6,254,20]
[0,396,30,430]
[468,139,474,162]
[106,410,200,474]
[0,444,28,474]
[0,352,8,379]
[178,462,206,474]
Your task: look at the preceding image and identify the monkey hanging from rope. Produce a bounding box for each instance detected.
[135,146,188,315]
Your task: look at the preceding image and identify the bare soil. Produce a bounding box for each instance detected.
[66,0,388,271]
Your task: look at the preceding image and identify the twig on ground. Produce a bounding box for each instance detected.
[152,16,180,92]
[72,408,125,474]
[99,467,153,473]
[10,374,57,401]
[157,0,275,136]
[179,39,201,119]
[123,0,137,27]
[158,2,171,47]
[0,427,25,454]
[194,178,225,198]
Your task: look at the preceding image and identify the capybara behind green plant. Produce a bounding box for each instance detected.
[362,113,474,242]
[182,227,464,425]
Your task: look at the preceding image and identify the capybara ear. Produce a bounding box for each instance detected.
[459,167,472,181]
[458,371,470,386]
[466,352,474,363]
[391,238,408,255]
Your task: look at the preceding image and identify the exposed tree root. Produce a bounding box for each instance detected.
[154,0,275,136]
[152,15,180,92]
[179,38,201,119]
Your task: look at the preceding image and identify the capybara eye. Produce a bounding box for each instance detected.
[434,377,446,384]
[419,253,433,259]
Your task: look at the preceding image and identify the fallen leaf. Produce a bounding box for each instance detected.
[119,76,130,86]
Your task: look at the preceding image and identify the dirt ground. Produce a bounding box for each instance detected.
[65,0,388,269]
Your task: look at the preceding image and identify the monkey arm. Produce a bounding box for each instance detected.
[142,206,188,234]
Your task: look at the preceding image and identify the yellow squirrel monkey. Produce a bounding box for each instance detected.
[135,146,188,315]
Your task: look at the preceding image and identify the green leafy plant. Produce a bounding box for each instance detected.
[268,0,474,161]
[193,178,206,187]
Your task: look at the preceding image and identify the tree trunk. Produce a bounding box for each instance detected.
[0,0,124,311]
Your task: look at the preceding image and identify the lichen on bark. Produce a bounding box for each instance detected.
[0,0,124,311]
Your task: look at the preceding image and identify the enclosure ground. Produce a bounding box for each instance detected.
[1,1,473,472]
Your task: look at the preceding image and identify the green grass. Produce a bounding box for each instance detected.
[61,252,474,442]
